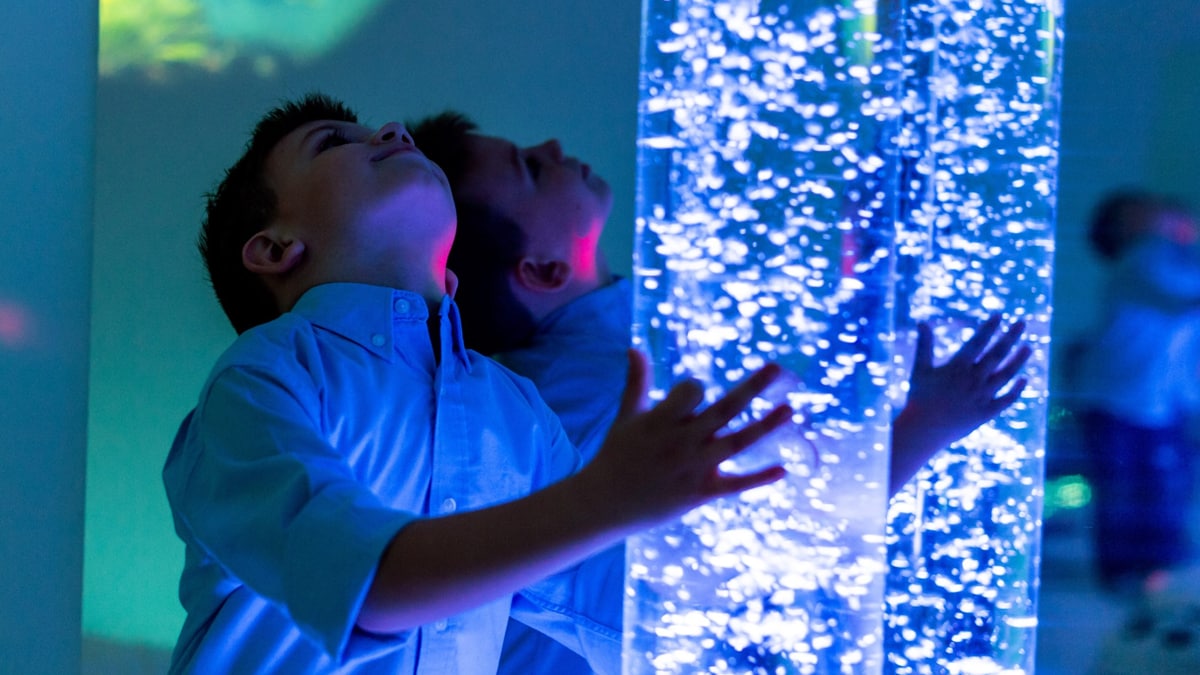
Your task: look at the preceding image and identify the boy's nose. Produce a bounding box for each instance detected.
[531,139,563,162]
[371,121,414,146]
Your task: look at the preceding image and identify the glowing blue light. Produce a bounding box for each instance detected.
[629,1,899,671]
[884,1,1060,672]
[630,0,1061,672]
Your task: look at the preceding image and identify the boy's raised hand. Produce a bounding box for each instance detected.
[890,314,1032,492]
[359,349,791,633]
[580,349,792,533]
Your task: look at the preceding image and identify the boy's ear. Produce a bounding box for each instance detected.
[515,257,570,293]
[242,231,306,276]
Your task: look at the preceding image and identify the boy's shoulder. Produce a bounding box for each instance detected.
[214,283,426,366]
[197,313,320,395]
[466,346,555,408]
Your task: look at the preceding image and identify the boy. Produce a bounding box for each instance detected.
[410,110,1033,674]
[1070,189,1200,592]
[162,93,793,674]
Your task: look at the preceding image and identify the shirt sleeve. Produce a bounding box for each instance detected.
[165,364,418,660]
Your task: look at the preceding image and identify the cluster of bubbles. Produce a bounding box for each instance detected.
[628,0,1061,673]
[884,0,1058,672]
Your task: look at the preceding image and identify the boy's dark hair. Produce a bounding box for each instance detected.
[410,111,538,354]
[1087,189,1162,261]
[199,93,358,334]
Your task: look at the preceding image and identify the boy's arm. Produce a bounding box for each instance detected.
[358,350,792,633]
[889,314,1031,494]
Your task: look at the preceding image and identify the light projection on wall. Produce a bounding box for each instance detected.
[629,0,1061,672]
[98,0,387,77]
[0,299,32,350]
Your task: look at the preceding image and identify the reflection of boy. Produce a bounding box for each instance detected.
[412,111,1033,675]
[163,93,793,673]
[1071,190,1200,592]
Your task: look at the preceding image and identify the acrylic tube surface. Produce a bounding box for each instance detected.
[629,0,1061,673]
[629,1,903,672]
[884,2,1062,674]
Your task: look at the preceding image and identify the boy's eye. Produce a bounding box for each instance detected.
[524,154,541,181]
[316,130,351,153]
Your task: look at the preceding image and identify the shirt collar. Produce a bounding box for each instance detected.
[438,292,473,371]
[290,283,431,361]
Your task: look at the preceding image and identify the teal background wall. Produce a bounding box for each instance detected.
[0,3,94,674]
[69,0,1200,669]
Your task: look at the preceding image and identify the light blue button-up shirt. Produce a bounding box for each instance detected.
[163,282,622,674]
[496,279,633,675]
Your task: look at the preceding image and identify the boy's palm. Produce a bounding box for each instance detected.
[900,314,1032,452]
[585,350,791,531]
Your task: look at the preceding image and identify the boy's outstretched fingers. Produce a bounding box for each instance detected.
[942,313,1002,367]
[616,349,652,421]
[985,338,1033,413]
[694,365,793,495]
[903,314,1034,440]
[974,318,1024,363]
[968,318,1033,414]
[705,404,792,466]
[710,462,790,495]
[892,314,1034,493]
[621,348,710,422]
[703,404,793,495]
[693,362,783,435]
[586,358,797,527]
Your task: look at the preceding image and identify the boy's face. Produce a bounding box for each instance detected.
[263,119,456,282]
[459,134,613,277]
[1156,209,1200,246]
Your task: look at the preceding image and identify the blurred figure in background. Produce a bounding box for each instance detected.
[1069,188,1200,594]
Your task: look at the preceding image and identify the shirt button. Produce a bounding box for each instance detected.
[394,298,411,314]
[441,498,457,513]
[371,334,386,347]
[434,619,448,631]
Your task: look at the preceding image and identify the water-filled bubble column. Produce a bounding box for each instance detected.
[883,2,1063,673]
[628,1,904,672]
